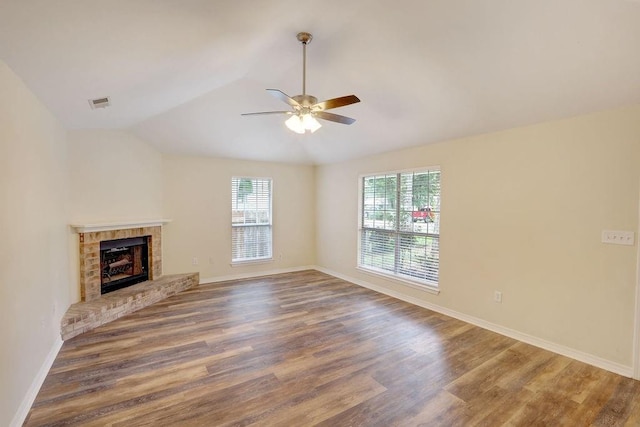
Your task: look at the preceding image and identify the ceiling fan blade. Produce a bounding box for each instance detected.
[313,95,360,111]
[241,111,292,116]
[266,89,301,108]
[315,111,356,125]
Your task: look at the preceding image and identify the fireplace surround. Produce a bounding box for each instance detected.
[74,222,164,302]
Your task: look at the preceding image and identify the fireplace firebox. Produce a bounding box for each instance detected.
[100,236,149,294]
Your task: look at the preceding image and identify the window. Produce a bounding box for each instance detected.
[359,168,441,288]
[231,177,272,263]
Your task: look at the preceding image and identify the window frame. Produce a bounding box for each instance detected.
[357,167,441,294]
[231,176,273,265]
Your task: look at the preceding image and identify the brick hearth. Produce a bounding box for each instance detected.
[61,273,199,340]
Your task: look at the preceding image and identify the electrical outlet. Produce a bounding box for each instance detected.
[601,230,635,246]
[494,291,502,303]
[192,257,199,265]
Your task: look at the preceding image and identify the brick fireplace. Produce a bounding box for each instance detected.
[62,220,199,340]
[76,224,163,302]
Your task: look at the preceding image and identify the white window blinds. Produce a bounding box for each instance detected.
[231,177,272,262]
[359,169,441,286]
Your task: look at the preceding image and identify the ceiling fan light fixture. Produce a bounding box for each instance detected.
[285,115,305,134]
[285,113,322,134]
[302,114,322,133]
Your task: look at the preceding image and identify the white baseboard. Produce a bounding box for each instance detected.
[314,266,634,378]
[200,265,317,285]
[11,336,63,427]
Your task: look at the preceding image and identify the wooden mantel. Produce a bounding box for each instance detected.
[70,219,172,233]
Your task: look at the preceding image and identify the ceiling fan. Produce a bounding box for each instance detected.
[242,32,360,134]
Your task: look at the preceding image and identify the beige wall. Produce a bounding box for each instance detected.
[68,130,163,223]
[0,61,72,426]
[162,155,316,280]
[316,105,640,367]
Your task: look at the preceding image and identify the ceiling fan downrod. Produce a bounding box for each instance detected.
[297,32,312,97]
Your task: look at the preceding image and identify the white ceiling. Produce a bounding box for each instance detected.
[1,0,639,164]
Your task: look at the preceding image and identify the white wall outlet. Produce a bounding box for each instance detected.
[601,230,635,246]
[192,257,199,265]
[494,291,502,303]
[209,257,215,265]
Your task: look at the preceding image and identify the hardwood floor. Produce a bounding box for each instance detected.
[25,270,640,426]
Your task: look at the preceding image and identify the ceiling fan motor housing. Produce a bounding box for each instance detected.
[292,94,318,108]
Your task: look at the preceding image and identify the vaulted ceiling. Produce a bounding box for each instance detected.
[1,0,639,164]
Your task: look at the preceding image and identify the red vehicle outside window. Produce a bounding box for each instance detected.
[411,207,434,222]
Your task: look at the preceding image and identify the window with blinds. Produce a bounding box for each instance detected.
[231,177,272,263]
[359,168,441,287]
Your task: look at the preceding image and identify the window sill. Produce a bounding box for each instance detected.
[356,266,440,295]
[230,257,273,267]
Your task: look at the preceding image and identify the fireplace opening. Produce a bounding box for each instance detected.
[100,236,149,295]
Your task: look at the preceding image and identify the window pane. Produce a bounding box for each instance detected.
[362,174,397,231]
[397,234,439,283]
[398,211,413,232]
[360,229,396,274]
[232,177,272,262]
[425,212,440,235]
[232,225,272,261]
[232,178,271,225]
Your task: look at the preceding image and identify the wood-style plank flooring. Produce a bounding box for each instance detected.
[25,270,640,426]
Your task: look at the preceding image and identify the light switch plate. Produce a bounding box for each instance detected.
[601,230,635,246]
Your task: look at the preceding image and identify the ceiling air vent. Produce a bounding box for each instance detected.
[88,96,111,109]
